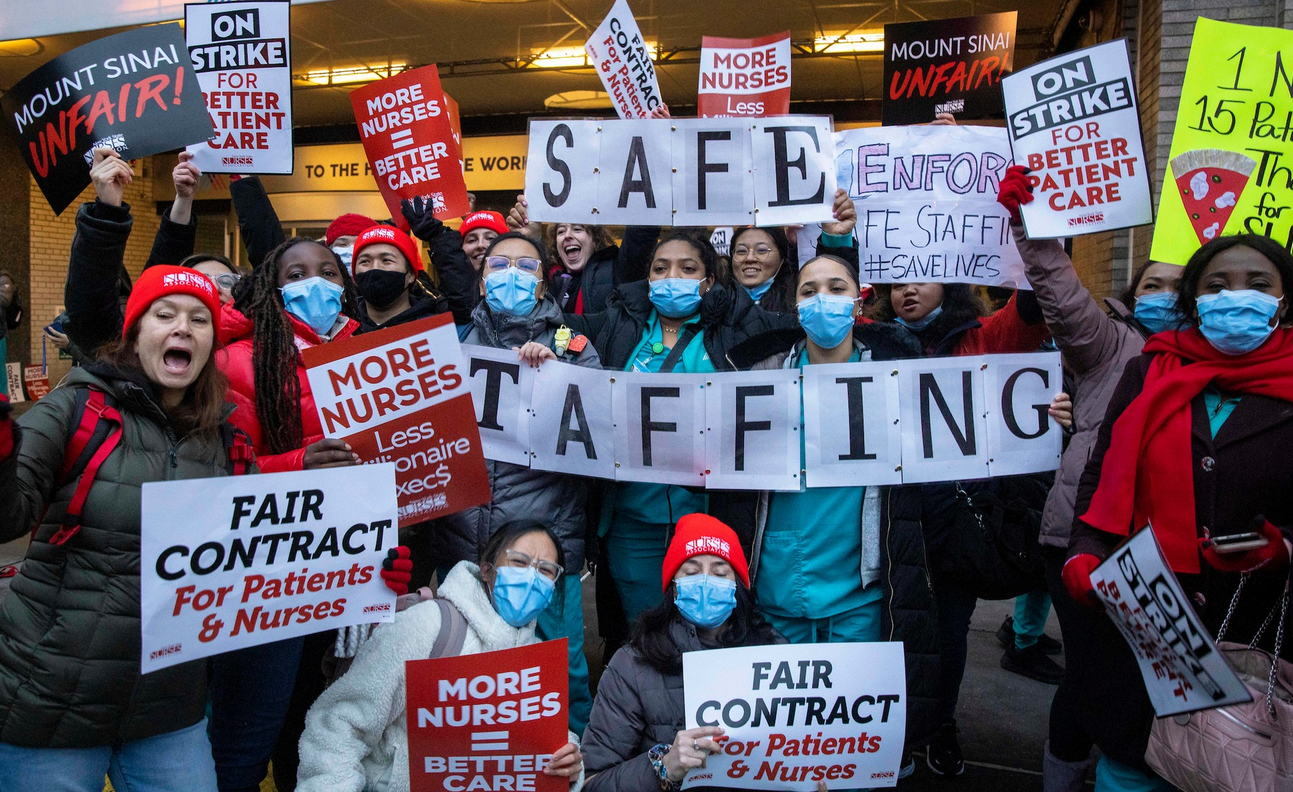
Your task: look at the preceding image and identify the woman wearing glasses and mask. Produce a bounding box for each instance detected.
[439,231,602,734]
[297,521,586,792]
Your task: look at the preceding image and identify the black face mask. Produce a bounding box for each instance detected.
[355,268,409,310]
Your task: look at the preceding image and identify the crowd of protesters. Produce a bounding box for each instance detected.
[0,97,1290,792]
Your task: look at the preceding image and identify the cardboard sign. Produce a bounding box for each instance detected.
[525,117,836,228]
[1089,528,1252,716]
[1003,40,1152,237]
[1,23,213,214]
[698,33,792,119]
[139,464,399,672]
[682,642,907,789]
[22,365,50,401]
[585,0,661,119]
[882,12,1016,126]
[703,370,801,491]
[350,65,470,222]
[407,640,569,792]
[1151,19,1293,264]
[808,125,1026,287]
[302,313,491,528]
[184,0,293,174]
[4,363,24,403]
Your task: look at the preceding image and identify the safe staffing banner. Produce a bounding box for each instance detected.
[302,313,491,527]
[2,23,213,214]
[140,464,398,673]
[698,32,792,118]
[184,0,293,174]
[407,640,569,792]
[1003,39,1152,238]
[682,642,907,789]
[350,65,471,222]
[1150,19,1293,264]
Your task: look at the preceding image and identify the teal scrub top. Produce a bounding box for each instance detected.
[1204,388,1241,438]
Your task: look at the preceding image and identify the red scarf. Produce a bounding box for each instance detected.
[1081,328,1293,573]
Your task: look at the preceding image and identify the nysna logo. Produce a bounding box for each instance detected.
[364,603,392,614]
[1030,55,1096,101]
[162,271,216,296]
[369,227,398,243]
[684,537,730,556]
[150,643,182,661]
[212,9,260,42]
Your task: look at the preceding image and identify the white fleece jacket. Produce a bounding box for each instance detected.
[296,562,584,792]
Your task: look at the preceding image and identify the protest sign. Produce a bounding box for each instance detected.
[5,363,24,403]
[22,365,50,400]
[407,640,569,792]
[184,0,293,174]
[585,0,660,119]
[1089,528,1252,716]
[350,65,470,222]
[682,642,907,789]
[698,33,792,119]
[140,464,399,672]
[710,227,735,257]
[807,124,1025,287]
[466,352,1061,489]
[882,12,1016,126]
[1151,19,1293,264]
[302,313,490,528]
[2,23,213,214]
[526,117,835,228]
[1003,40,1151,237]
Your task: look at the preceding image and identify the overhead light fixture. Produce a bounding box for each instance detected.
[0,38,43,57]
[531,47,589,69]
[815,32,884,54]
[301,64,407,86]
[545,90,613,110]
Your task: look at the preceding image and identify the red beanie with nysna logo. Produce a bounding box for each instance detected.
[122,265,222,339]
[352,224,425,273]
[661,513,750,591]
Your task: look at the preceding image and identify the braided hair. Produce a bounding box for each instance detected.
[231,238,358,455]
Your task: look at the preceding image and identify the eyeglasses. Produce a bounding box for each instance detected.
[502,548,564,582]
[484,256,542,275]
[212,274,241,290]
[733,245,776,259]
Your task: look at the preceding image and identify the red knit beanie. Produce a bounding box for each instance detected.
[352,225,424,273]
[122,265,222,339]
[325,213,376,245]
[460,211,508,237]
[661,514,750,591]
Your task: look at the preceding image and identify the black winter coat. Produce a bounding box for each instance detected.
[550,227,660,316]
[1068,350,1293,769]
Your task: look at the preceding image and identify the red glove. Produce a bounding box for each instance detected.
[1062,553,1102,607]
[1200,518,1290,574]
[997,165,1034,225]
[380,546,413,596]
[0,394,13,460]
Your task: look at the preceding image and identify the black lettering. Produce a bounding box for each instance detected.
[919,371,977,458]
[470,357,521,432]
[836,376,876,460]
[557,384,597,459]
[1001,367,1050,440]
[543,124,573,207]
[696,130,731,210]
[766,126,826,207]
[639,386,679,467]
[735,385,775,471]
[618,136,657,208]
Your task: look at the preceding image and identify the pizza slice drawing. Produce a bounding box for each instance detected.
[1170,149,1257,245]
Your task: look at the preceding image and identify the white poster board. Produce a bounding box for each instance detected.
[1089,528,1252,716]
[897,357,989,483]
[530,363,617,480]
[1002,39,1152,237]
[983,351,1063,476]
[682,642,907,789]
[802,359,903,488]
[584,0,661,119]
[612,371,707,486]
[4,362,23,402]
[463,344,534,468]
[140,464,398,672]
[703,370,800,491]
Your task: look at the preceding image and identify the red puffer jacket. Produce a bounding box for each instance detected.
[218,304,359,472]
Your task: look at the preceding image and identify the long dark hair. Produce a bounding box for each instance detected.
[867,282,986,347]
[180,253,238,275]
[630,580,780,675]
[730,226,796,312]
[1175,233,1293,320]
[98,322,229,441]
[230,238,358,454]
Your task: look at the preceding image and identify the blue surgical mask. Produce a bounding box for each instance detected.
[281,277,344,337]
[1133,292,1186,335]
[492,566,556,627]
[743,278,775,303]
[1196,289,1282,355]
[674,574,737,629]
[650,278,703,318]
[332,246,353,273]
[485,268,540,316]
[895,303,943,331]
[797,294,856,349]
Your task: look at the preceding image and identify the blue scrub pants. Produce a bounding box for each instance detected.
[1095,755,1174,792]
[762,598,884,644]
[536,574,593,734]
[1013,589,1053,650]
[604,516,671,623]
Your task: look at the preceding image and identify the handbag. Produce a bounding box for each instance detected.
[935,474,1049,600]
[1145,574,1293,792]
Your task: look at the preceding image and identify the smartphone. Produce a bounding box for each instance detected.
[1211,532,1269,554]
[44,318,63,335]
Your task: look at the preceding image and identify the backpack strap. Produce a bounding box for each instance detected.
[221,422,255,476]
[659,324,700,374]
[50,387,122,547]
[429,598,469,658]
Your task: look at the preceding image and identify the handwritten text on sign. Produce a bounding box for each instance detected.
[303,314,491,527]
[139,465,399,673]
[407,640,569,792]
[464,348,1062,490]
[524,116,836,228]
[1089,528,1251,717]
[683,643,907,789]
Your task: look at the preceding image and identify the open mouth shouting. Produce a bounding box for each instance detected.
[162,345,193,376]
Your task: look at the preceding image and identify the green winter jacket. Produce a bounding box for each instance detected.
[0,364,248,748]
